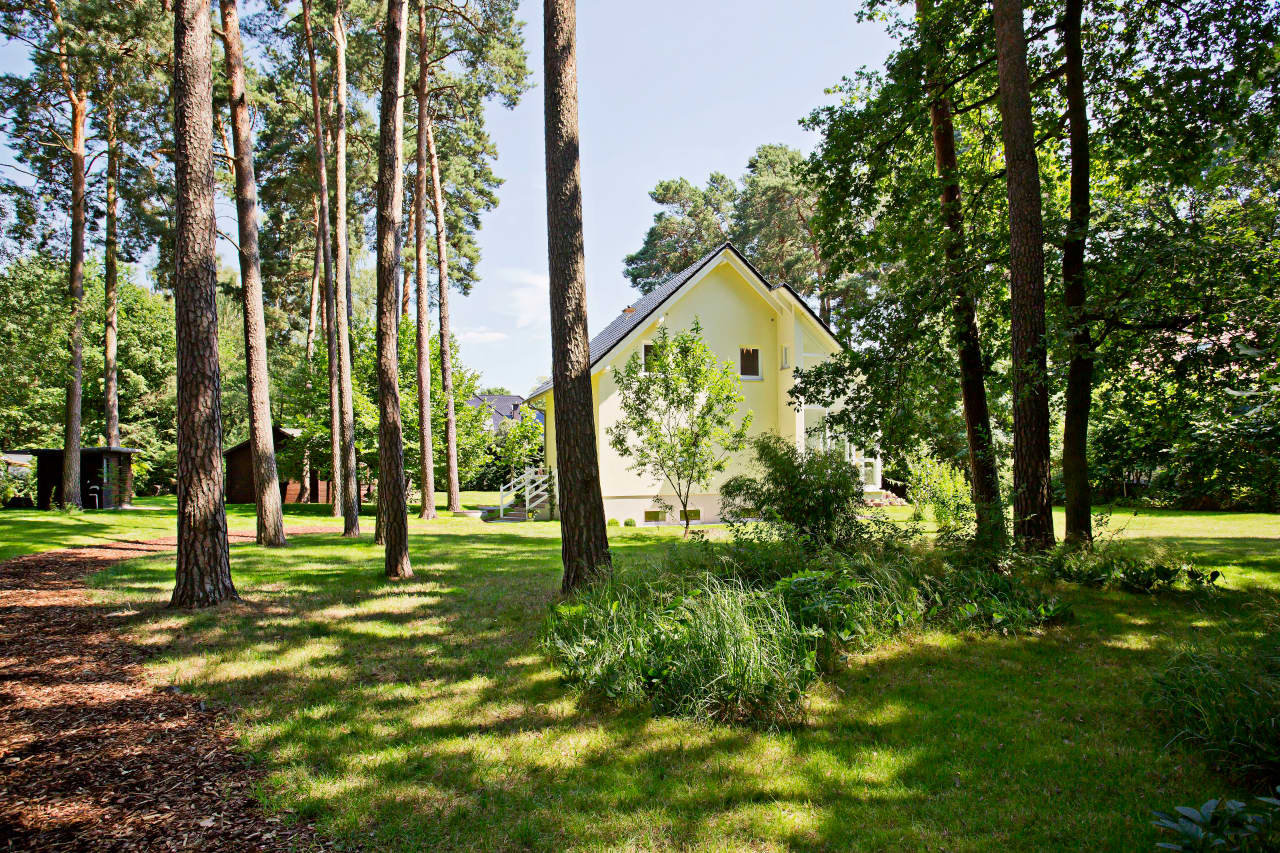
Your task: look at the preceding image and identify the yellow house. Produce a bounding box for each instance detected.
[526,243,883,524]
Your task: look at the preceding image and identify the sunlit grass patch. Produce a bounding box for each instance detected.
[64,508,1280,850]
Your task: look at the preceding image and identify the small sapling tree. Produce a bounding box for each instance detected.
[608,320,752,536]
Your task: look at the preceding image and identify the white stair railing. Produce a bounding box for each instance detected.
[499,467,555,520]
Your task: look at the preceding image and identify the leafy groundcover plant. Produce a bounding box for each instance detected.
[1152,787,1280,852]
[1032,539,1220,593]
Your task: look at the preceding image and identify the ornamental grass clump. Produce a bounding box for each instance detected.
[1145,638,1280,780]
[542,567,816,728]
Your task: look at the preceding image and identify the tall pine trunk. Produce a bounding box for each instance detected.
[1060,0,1094,545]
[104,92,120,449]
[918,0,1005,550]
[62,97,87,508]
[992,0,1055,550]
[424,113,460,512]
[414,3,437,520]
[332,1,361,536]
[375,0,412,578]
[300,203,321,504]
[301,0,343,520]
[171,0,234,606]
[544,0,611,591]
[219,0,287,547]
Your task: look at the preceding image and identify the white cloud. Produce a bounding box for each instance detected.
[495,267,549,329]
[458,326,510,345]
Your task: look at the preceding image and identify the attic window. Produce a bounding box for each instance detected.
[739,348,761,378]
[780,346,791,369]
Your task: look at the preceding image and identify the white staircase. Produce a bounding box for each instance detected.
[495,467,556,522]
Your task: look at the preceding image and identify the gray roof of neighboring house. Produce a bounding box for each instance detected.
[467,394,540,431]
[528,242,837,399]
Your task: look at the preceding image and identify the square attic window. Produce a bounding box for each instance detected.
[739,347,760,378]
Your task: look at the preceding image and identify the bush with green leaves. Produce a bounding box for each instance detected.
[902,452,975,531]
[720,433,872,548]
[918,556,1073,635]
[542,567,817,728]
[1034,541,1220,593]
[772,548,924,670]
[1145,639,1280,779]
[1151,788,1280,852]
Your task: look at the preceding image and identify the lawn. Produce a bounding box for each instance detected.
[9,503,1278,850]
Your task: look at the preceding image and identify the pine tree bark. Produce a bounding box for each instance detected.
[375,0,412,578]
[300,204,321,504]
[1060,0,1093,545]
[992,0,1055,550]
[171,0,235,607]
[219,0,287,547]
[544,0,611,591]
[415,2,437,520]
[51,1,86,508]
[301,0,343,520]
[918,0,1005,550]
[332,0,361,536]
[104,92,121,449]
[425,111,460,512]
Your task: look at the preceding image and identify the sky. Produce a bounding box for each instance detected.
[449,0,894,395]
[0,0,895,397]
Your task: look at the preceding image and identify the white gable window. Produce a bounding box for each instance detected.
[780,346,791,369]
[739,347,761,379]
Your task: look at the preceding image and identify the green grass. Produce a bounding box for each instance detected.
[7,503,1279,850]
[0,491,498,563]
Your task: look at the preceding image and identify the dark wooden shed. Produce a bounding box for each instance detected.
[21,446,139,510]
[223,426,329,505]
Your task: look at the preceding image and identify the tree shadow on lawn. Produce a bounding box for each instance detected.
[90,526,1274,852]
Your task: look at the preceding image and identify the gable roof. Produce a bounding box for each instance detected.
[222,426,299,457]
[529,242,838,399]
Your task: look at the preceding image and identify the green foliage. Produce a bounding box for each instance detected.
[622,174,737,293]
[0,458,35,505]
[608,320,751,530]
[772,548,924,670]
[918,561,1073,635]
[1032,541,1219,594]
[720,433,870,548]
[1152,788,1280,852]
[902,452,974,531]
[543,567,817,728]
[1145,640,1280,779]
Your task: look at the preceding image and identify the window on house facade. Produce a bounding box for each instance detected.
[680,508,701,522]
[780,346,791,369]
[644,509,665,522]
[643,343,656,372]
[739,347,760,378]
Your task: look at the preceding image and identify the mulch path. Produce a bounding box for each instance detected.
[0,527,343,851]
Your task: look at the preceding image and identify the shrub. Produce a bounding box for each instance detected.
[1035,541,1220,593]
[1151,787,1280,852]
[902,452,975,532]
[607,518,620,527]
[772,548,924,670]
[1145,640,1280,779]
[623,518,636,527]
[919,560,1072,634]
[542,568,817,728]
[720,434,871,548]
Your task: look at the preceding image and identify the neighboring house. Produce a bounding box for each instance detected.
[466,393,545,432]
[223,426,331,505]
[10,446,140,510]
[527,242,883,524]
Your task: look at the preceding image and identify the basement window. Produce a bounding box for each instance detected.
[679,508,701,522]
[739,348,761,379]
[644,509,666,523]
